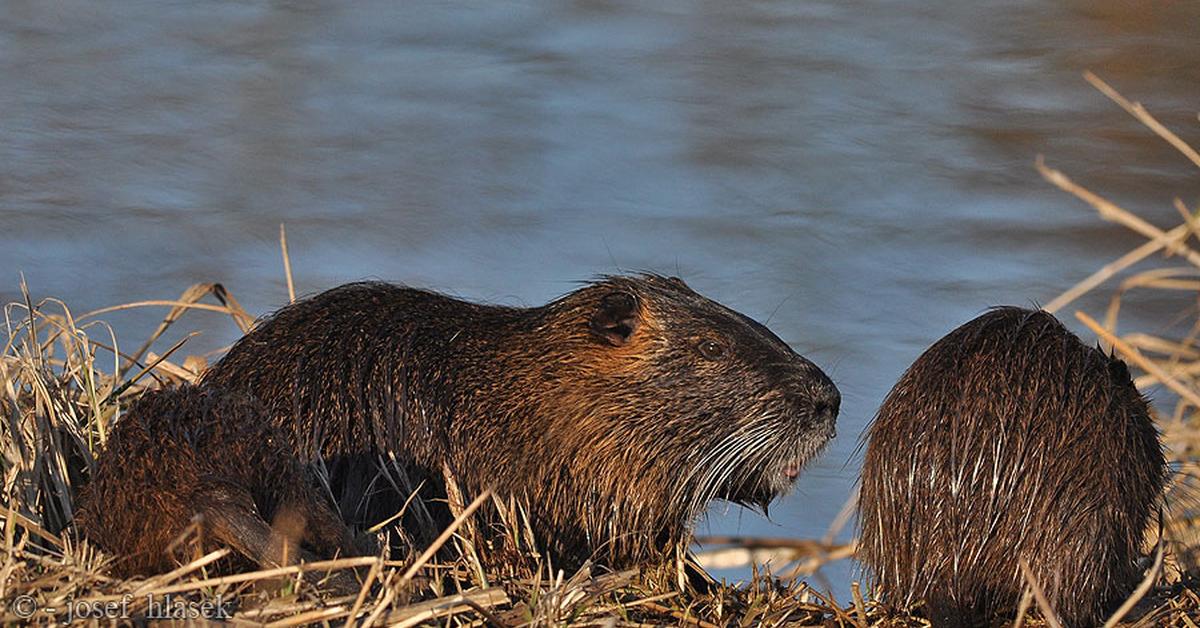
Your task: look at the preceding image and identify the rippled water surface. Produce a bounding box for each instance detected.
[3,0,1199,593]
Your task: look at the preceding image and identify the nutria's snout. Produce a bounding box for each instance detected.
[805,376,840,439]
[786,359,841,439]
[724,360,840,510]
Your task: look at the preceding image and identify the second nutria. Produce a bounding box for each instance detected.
[202,273,840,568]
[858,307,1165,626]
[75,385,362,582]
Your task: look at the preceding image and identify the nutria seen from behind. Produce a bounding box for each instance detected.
[858,307,1165,626]
[203,274,840,568]
[75,385,362,582]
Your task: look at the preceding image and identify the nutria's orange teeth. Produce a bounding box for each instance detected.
[782,462,801,480]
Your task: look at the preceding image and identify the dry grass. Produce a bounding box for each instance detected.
[3,74,1200,626]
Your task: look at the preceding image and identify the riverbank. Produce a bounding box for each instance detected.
[1,254,1197,624]
[3,73,1200,628]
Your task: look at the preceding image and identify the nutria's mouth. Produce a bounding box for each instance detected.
[765,456,806,494]
[727,429,835,513]
[683,414,836,518]
[781,459,802,481]
[719,456,811,514]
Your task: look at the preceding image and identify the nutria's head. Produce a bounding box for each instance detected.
[468,273,839,565]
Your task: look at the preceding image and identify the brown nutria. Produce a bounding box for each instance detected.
[75,385,362,581]
[201,274,840,568]
[858,307,1165,626]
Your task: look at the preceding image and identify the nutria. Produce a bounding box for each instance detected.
[858,307,1165,626]
[75,385,361,581]
[201,274,840,568]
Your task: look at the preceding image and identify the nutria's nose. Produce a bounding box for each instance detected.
[786,358,840,434]
[809,384,840,433]
[797,363,840,435]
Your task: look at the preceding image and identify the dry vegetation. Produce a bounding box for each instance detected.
[2,74,1199,625]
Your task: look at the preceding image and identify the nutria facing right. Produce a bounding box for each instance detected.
[203,274,840,569]
[859,307,1165,626]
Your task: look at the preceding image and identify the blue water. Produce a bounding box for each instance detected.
[3,0,1198,599]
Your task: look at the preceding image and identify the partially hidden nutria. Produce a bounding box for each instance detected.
[858,307,1165,626]
[75,385,362,582]
[201,274,840,568]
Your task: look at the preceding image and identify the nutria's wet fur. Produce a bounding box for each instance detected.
[202,274,840,568]
[75,385,360,579]
[859,307,1166,626]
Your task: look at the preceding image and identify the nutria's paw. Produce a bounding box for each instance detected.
[311,568,366,598]
[352,531,381,557]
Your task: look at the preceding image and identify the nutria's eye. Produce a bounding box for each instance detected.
[697,339,725,360]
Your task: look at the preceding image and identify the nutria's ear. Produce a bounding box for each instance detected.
[590,291,640,346]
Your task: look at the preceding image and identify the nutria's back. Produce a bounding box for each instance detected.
[203,274,840,567]
[858,307,1165,626]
